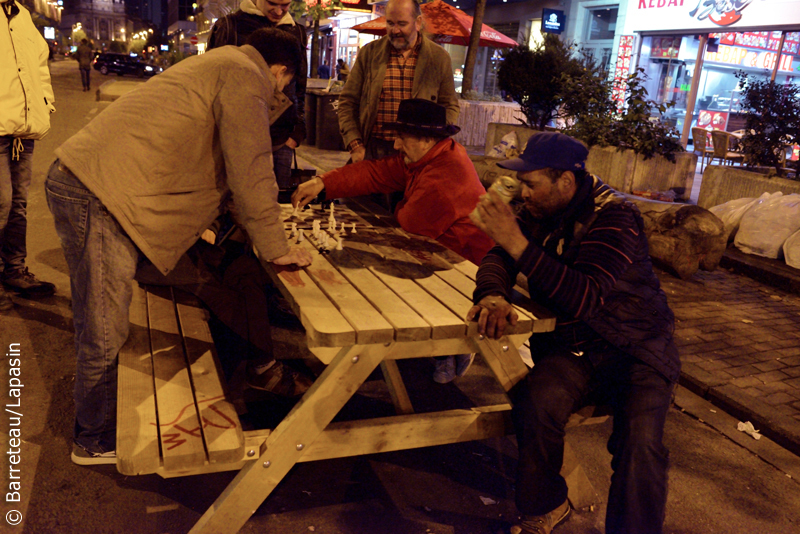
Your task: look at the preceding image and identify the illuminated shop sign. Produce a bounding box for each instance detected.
[541,9,565,34]
[624,0,800,33]
[704,44,794,72]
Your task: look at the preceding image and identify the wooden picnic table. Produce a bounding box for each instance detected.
[188,200,556,534]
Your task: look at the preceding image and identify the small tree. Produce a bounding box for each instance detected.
[735,71,800,176]
[496,34,584,131]
[560,66,684,161]
[291,0,342,78]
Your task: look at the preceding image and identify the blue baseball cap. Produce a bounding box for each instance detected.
[498,132,588,173]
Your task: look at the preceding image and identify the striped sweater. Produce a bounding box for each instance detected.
[474,174,680,381]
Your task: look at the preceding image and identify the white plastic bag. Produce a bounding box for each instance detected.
[709,192,780,242]
[735,193,800,258]
[488,132,519,158]
[784,227,800,268]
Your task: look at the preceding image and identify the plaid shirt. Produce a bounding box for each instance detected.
[372,38,422,143]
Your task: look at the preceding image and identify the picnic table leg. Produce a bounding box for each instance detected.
[470,335,530,392]
[380,360,414,415]
[189,343,389,534]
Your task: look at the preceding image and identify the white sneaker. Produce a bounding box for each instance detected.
[71,444,116,466]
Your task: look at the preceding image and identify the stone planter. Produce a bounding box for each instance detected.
[585,146,637,193]
[630,151,698,200]
[697,165,800,209]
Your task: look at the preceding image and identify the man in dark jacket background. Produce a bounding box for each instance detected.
[468,132,679,534]
[75,38,93,91]
[208,0,307,189]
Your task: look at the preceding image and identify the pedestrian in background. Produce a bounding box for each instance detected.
[335,58,349,81]
[0,0,57,312]
[208,0,307,190]
[317,61,331,79]
[337,0,459,164]
[76,38,94,91]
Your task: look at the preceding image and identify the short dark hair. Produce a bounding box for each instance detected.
[246,27,302,75]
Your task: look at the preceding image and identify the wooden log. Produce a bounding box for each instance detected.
[628,197,727,280]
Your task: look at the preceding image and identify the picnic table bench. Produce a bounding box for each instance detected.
[115,199,611,533]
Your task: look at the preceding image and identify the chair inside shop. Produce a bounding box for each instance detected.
[691,127,714,172]
[710,130,744,166]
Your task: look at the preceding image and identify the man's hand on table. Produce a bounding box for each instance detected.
[271,246,313,267]
[467,295,519,340]
[292,177,325,209]
[470,188,529,261]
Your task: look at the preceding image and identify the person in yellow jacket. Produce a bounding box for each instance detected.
[0,0,57,311]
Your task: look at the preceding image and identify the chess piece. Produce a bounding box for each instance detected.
[297,229,305,242]
[291,222,297,235]
[336,238,343,250]
[292,205,298,217]
[351,223,357,234]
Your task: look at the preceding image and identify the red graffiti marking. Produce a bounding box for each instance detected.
[279,269,305,287]
[151,395,239,448]
[313,269,344,286]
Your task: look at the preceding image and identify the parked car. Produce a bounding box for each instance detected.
[92,52,163,78]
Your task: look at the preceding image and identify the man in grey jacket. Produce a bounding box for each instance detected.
[337,0,459,164]
[46,28,312,466]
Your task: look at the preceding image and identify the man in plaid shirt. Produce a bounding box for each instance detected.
[337,0,459,164]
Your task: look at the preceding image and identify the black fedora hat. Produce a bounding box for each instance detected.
[388,98,461,137]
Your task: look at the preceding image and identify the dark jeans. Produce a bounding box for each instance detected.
[135,244,274,365]
[512,340,674,534]
[79,67,91,89]
[273,144,294,190]
[0,137,34,274]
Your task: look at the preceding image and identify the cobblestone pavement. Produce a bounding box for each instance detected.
[659,265,800,453]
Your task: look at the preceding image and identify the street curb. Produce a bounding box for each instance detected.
[720,246,800,296]
[679,369,800,457]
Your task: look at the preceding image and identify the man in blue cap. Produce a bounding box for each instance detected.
[468,132,679,534]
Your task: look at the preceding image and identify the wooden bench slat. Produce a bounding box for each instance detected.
[117,283,161,475]
[147,286,207,472]
[175,297,244,465]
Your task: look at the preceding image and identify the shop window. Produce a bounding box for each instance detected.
[586,7,617,42]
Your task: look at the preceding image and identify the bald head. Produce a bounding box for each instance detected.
[386,0,422,51]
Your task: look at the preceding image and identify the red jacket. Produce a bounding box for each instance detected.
[322,138,494,264]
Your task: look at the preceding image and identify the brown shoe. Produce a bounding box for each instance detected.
[246,361,313,398]
[510,500,570,534]
[2,267,55,297]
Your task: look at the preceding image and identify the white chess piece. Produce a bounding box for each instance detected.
[292,205,298,217]
[351,223,357,234]
[297,229,304,242]
[335,237,343,250]
[291,222,297,235]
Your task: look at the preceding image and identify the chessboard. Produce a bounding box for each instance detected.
[280,203,375,231]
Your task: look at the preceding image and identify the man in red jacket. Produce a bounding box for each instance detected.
[293,98,493,383]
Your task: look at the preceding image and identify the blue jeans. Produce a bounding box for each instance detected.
[512,339,674,534]
[0,137,34,273]
[45,161,141,453]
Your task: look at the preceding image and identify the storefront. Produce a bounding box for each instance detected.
[619,0,800,143]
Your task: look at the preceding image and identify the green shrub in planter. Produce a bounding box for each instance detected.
[735,71,800,176]
[560,67,684,162]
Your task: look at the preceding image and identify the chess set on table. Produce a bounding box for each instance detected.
[281,203,376,252]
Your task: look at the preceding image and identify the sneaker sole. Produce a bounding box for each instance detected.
[71,451,117,466]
